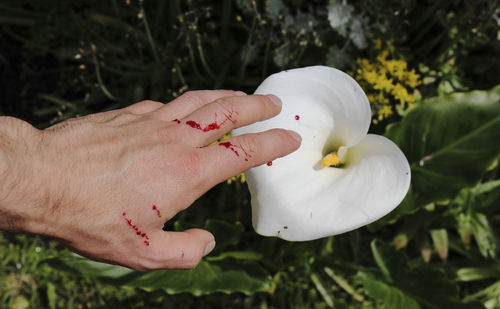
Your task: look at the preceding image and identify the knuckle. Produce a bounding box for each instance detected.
[237,134,260,155]
[139,100,164,109]
[179,91,203,105]
[213,97,235,114]
[176,150,205,177]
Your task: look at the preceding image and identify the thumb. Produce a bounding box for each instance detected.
[152,228,215,269]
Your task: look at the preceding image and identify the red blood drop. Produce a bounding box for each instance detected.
[219,141,232,148]
[152,205,162,218]
[144,240,150,246]
[267,161,272,166]
[122,212,126,216]
[203,122,220,132]
[186,120,202,130]
[173,119,181,124]
[295,115,300,120]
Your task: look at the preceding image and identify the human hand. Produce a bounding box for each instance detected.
[0,90,301,270]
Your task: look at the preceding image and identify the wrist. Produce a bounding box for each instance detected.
[0,117,48,234]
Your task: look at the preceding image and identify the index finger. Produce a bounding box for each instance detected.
[154,90,246,121]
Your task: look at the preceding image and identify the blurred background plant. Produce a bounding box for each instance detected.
[0,0,499,308]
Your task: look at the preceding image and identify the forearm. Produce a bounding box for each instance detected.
[0,116,48,234]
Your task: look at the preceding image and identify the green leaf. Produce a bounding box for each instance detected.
[265,0,287,23]
[474,180,500,211]
[358,271,420,309]
[453,182,498,258]
[386,85,500,207]
[456,266,500,282]
[470,213,496,259]
[430,229,449,261]
[43,251,272,296]
[46,282,57,309]
[326,45,353,71]
[358,240,483,309]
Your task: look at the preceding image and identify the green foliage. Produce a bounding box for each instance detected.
[44,251,272,296]
[358,240,483,309]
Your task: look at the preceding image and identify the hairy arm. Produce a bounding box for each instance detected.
[0,91,301,270]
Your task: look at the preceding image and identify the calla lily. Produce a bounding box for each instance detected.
[233,66,411,241]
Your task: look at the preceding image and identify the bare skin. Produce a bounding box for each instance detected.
[0,90,301,271]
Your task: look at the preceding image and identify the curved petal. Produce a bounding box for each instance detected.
[247,134,411,241]
[233,66,371,149]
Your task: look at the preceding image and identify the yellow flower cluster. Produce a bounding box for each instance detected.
[353,40,421,122]
[213,133,246,184]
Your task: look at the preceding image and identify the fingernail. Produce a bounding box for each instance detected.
[234,91,247,96]
[288,130,302,143]
[203,240,215,256]
[266,94,282,107]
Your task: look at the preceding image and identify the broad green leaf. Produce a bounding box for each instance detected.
[358,240,483,309]
[205,251,263,262]
[385,86,500,207]
[358,271,419,309]
[43,251,272,296]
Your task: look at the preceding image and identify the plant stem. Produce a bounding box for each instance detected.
[91,45,116,101]
[310,273,334,308]
[324,267,365,302]
[196,32,216,78]
[185,36,203,80]
[140,2,159,62]
[174,62,187,87]
[110,0,121,21]
[238,15,256,82]
[262,32,272,79]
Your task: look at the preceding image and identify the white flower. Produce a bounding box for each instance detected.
[233,66,411,241]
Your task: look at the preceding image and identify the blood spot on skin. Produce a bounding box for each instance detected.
[152,205,162,218]
[219,141,253,162]
[181,250,185,259]
[295,115,300,120]
[185,110,237,132]
[219,142,239,157]
[186,120,202,130]
[122,213,150,246]
[267,161,272,166]
[173,119,181,124]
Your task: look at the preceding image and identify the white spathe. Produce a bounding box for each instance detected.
[233,66,411,241]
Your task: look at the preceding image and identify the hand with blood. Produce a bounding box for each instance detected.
[0,91,301,270]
